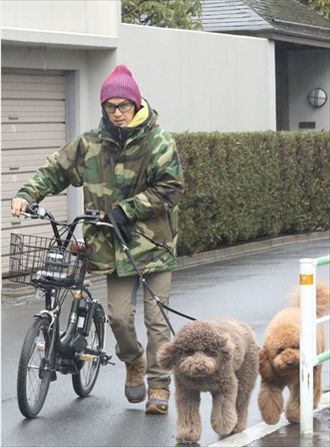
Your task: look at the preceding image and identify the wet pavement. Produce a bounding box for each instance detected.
[210,394,330,447]
[1,234,330,447]
[246,407,330,447]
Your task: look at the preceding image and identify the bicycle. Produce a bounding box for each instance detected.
[9,204,114,418]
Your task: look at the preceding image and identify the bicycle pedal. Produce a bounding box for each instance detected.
[78,353,98,363]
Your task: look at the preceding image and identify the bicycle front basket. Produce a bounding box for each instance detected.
[9,233,90,288]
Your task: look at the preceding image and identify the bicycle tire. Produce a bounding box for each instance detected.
[17,316,54,418]
[72,304,105,397]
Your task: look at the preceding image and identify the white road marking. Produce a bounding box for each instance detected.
[208,392,330,447]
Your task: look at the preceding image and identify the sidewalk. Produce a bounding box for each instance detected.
[2,230,329,306]
[210,392,330,447]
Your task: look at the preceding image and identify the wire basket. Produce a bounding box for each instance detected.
[9,233,90,288]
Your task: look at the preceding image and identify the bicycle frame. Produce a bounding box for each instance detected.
[18,205,110,371]
[35,287,106,377]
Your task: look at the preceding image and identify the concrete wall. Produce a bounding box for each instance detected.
[117,24,276,132]
[2,0,119,35]
[1,3,277,134]
[1,0,120,48]
[2,25,276,134]
[1,0,121,131]
[288,49,330,131]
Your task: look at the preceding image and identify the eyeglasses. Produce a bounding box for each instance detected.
[104,100,134,114]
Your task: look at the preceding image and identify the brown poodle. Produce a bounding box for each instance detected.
[158,317,259,445]
[258,281,330,425]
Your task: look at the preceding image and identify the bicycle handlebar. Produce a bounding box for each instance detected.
[21,203,114,250]
[23,203,111,228]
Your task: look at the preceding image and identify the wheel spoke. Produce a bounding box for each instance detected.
[26,370,41,406]
[17,317,53,418]
[26,336,46,406]
[80,325,100,387]
[72,313,103,396]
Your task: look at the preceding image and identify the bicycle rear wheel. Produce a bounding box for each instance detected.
[17,316,54,418]
[72,304,105,397]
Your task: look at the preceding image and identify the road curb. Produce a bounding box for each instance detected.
[176,230,329,270]
[1,230,329,306]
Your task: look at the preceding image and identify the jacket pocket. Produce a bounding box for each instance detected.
[133,214,175,256]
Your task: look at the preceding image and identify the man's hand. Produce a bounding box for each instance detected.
[105,207,128,226]
[104,207,132,244]
[11,198,29,217]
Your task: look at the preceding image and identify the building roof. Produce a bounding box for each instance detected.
[202,0,330,47]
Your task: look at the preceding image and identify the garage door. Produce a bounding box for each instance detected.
[1,70,68,274]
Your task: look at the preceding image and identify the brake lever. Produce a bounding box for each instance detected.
[21,211,39,219]
[96,221,113,228]
[21,207,47,219]
[91,210,113,227]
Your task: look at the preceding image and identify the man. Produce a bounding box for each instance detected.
[11,64,184,414]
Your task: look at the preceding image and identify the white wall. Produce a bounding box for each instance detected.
[1,0,120,37]
[117,24,276,132]
[288,49,330,131]
[1,11,276,134]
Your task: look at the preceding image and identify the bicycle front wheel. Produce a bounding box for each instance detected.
[17,316,54,418]
[72,305,105,397]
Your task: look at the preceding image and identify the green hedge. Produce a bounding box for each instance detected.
[174,131,330,256]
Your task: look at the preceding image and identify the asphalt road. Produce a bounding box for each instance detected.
[1,238,329,447]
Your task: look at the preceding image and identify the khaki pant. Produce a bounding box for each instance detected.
[107,271,171,389]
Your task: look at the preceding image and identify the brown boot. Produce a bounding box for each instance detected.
[145,387,170,414]
[125,355,146,403]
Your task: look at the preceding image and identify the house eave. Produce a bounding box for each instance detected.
[255,30,330,48]
[215,29,330,48]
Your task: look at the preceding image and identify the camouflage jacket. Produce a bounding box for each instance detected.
[16,100,184,277]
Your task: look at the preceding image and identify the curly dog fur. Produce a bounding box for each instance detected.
[258,281,330,425]
[158,317,259,444]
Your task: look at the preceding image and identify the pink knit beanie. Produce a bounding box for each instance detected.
[100,65,141,108]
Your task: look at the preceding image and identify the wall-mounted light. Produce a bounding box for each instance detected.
[307,88,327,108]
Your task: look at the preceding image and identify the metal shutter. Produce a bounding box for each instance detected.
[1,70,68,274]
